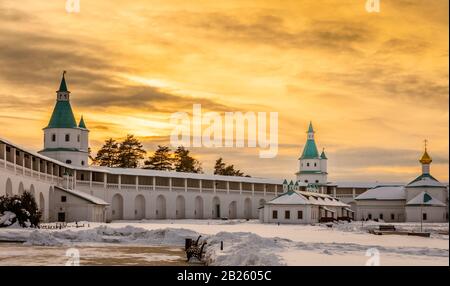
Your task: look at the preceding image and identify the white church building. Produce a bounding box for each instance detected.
[354,147,448,222]
[0,73,448,224]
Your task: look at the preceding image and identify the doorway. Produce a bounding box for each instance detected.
[58,212,66,222]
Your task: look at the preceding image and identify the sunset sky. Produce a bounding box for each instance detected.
[0,0,448,182]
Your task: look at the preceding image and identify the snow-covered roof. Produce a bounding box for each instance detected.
[406,174,446,188]
[266,190,349,207]
[266,191,309,205]
[86,166,283,185]
[0,137,282,185]
[328,181,404,189]
[0,137,73,169]
[355,186,406,201]
[406,191,446,207]
[55,187,109,205]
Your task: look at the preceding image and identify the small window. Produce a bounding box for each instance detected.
[315,180,319,183]
[65,134,70,142]
[51,134,56,142]
[81,161,85,166]
[379,213,383,220]
[391,214,395,220]
[298,211,303,219]
[285,210,290,219]
[272,210,278,219]
[305,180,308,183]
[306,163,310,167]
[66,160,72,164]
[314,163,317,167]
[77,135,80,142]
[423,213,427,221]
[368,214,372,220]
[61,196,67,202]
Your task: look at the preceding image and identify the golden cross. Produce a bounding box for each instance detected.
[424,139,428,150]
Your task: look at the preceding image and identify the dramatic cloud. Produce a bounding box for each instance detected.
[0,0,448,182]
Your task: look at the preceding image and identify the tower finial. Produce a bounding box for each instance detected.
[424,139,428,151]
[58,71,69,92]
[307,121,314,133]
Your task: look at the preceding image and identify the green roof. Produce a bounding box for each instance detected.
[320,149,327,159]
[46,100,77,128]
[300,122,319,159]
[58,72,68,92]
[78,116,87,129]
[300,139,319,159]
[407,173,439,186]
[308,121,314,133]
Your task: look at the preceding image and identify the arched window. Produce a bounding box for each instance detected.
[52,134,56,142]
[306,163,310,167]
[81,161,85,166]
[65,134,70,142]
[77,135,80,142]
[314,163,317,167]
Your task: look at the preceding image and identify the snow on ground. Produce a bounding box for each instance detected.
[0,220,448,266]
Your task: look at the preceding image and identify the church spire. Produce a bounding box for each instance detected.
[320,148,327,160]
[78,115,87,129]
[300,121,319,159]
[308,121,314,134]
[58,71,68,92]
[56,71,71,101]
[46,72,77,128]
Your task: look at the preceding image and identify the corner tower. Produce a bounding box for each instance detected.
[39,72,89,166]
[296,122,328,185]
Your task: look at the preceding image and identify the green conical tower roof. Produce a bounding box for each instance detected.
[300,122,319,159]
[78,115,87,129]
[58,71,68,92]
[46,72,77,129]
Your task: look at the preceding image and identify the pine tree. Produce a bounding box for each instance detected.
[213,157,248,177]
[174,146,202,173]
[93,138,120,167]
[144,145,174,170]
[117,134,146,168]
[0,191,41,228]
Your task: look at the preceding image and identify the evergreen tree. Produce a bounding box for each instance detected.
[144,145,174,170]
[93,138,120,167]
[117,134,146,168]
[213,157,248,177]
[174,146,202,173]
[0,191,41,228]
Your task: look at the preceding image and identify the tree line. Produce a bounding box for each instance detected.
[92,134,249,177]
